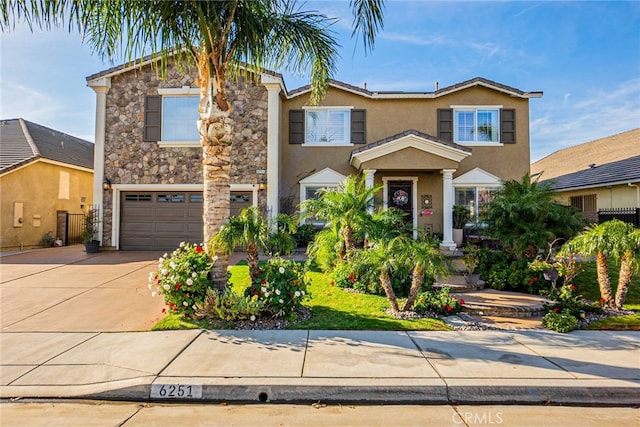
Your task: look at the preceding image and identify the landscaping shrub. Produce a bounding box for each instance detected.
[541,284,602,318]
[542,309,578,333]
[413,287,464,316]
[245,257,310,319]
[477,249,546,294]
[149,242,214,316]
[293,223,319,248]
[195,288,265,321]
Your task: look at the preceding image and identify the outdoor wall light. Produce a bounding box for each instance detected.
[103,177,112,191]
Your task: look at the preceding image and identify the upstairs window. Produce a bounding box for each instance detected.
[305,108,350,144]
[454,109,499,143]
[162,96,199,142]
[144,88,200,146]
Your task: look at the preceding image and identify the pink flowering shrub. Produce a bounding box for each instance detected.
[148,242,213,316]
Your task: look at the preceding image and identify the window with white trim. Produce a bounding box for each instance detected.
[162,96,199,142]
[454,109,499,143]
[305,107,351,144]
[455,186,499,222]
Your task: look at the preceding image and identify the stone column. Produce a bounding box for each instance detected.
[87,77,110,245]
[262,75,282,220]
[440,168,456,251]
[363,169,376,214]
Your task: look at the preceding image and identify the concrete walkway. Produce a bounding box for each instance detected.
[1,329,638,405]
[1,247,639,406]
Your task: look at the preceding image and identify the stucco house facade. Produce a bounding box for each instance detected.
[0,118,94,251]
[531,128,640,222]
[87,57,541,251]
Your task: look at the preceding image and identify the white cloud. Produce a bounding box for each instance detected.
[530,78,640,162]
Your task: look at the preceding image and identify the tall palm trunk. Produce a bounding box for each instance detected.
[615,251,634,310]
[380,270,399,314]
[595,251,614,308]
[200,72,234,290]
[402,265,424,312]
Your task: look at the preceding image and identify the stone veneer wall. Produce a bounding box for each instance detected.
[102,61,268,246]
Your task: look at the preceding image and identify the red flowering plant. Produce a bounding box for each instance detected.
[542,283,602,318]
[413,287,464,316]
[148,242,214,317]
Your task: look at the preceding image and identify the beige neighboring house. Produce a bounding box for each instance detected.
[0,118,94,251]
[531,128,640,223]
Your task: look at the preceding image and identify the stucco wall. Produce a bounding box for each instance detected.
[0,162,93,251]
[280,84,532,210]
[556,184,640,210]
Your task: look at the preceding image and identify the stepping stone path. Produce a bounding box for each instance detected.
[435,250,551,330]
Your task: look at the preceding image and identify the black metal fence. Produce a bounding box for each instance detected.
[597,207,640,227]
[66,213,86,245]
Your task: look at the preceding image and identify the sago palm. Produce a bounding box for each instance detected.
[2,0,386,288]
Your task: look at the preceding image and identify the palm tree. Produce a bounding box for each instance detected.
[402,237,449,311]
[209,206,294,286]
[561,220,637,310]
[614,227,640,309]
[352,237,404,314]
[302,174,382,261]
[483,173,583,258]
[2,0,386,288]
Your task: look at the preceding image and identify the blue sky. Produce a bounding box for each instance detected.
[1,0,638,162]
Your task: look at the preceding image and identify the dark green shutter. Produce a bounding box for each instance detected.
[438,109,453,141]
[351,109,366,144]
[144,95,162,142]
[289,110,305,144]
[500,109,516,144]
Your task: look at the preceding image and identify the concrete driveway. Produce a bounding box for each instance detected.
[0,246,166,332]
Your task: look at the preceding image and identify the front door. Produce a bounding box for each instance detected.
[387,180,413,227]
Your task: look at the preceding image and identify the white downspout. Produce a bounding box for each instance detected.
[629,182,640,207]
[262,74,282,220]
[87,76,111,245]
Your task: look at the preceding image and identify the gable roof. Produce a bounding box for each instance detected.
[0,118,94,174]
[350,129,471,169]
[289,76,543,100]
[86,53,542,102]
[542,155,640,191]
[531,128,640,181]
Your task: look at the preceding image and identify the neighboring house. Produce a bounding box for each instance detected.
[0,118,94,251]
[531,128,640,222]
[87,57,542,251]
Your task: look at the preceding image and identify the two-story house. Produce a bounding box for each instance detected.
[87,57,541,251]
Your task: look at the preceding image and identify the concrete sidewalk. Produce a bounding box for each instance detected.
[1,247,639,407]
[1,329,638,405]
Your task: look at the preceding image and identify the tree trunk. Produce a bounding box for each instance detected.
[246,242,260,285]
[402,265,424,312]
[200,103,234,290]
[343,225,355,260]
[595,251,614,309]
[615,251,634,310]
[380,270,399,314]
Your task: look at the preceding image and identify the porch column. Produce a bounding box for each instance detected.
[440,168,456,251]
[363,169,376,214]
[262,75,282,220]
[88,77,110,245]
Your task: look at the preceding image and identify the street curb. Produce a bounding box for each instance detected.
[4,380,639,406]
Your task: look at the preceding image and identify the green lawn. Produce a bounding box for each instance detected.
[571,260,640,330]
[153,261,450,331]
[152,258,640,331]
